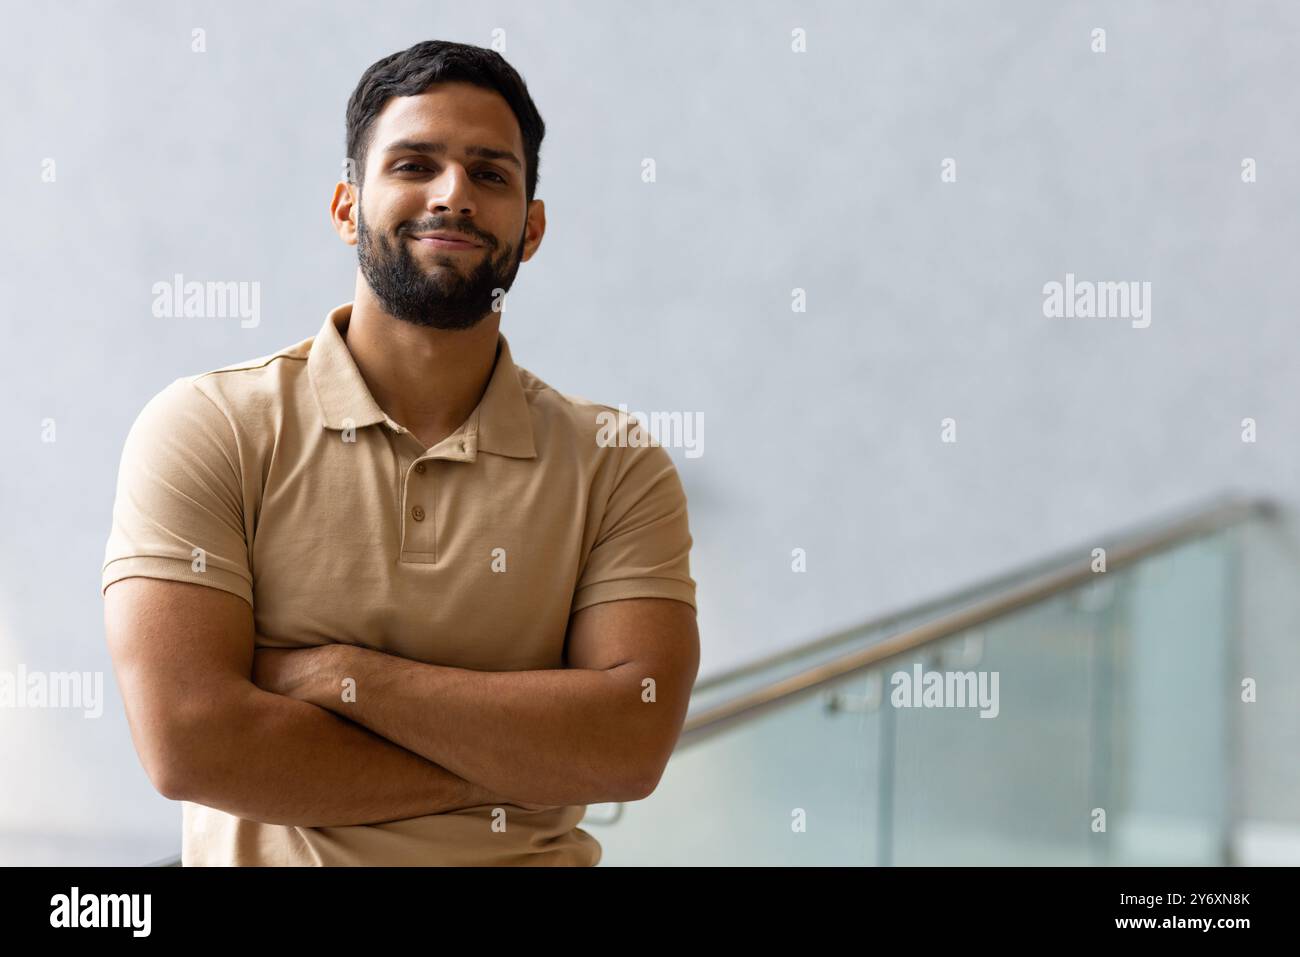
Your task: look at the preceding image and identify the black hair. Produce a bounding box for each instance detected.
[345,40,545,202]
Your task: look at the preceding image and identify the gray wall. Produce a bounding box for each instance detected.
[1,0,1297,860]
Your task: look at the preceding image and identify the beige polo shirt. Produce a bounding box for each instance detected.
[101,301,697,866]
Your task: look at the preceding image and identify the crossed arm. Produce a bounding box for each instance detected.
[253,596,699,807]
[104,577,699,826]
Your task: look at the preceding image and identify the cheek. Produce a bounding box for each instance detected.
[367,191,424,232]
[485,213,524,250]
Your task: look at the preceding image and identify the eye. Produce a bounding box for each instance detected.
[392,162,506,183]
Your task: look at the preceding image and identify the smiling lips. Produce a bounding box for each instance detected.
[410,231,482,250]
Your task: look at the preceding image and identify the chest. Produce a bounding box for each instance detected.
[247,430,589,670]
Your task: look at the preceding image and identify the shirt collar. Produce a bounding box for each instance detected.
[307,302,537,460]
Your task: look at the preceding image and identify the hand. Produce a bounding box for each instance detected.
[251,644,336,706]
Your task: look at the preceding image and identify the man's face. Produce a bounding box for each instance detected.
[351,82,537,330]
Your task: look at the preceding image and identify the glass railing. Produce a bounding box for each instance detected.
[585,496,1289,865]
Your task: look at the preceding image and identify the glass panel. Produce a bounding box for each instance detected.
[1228,515,1300,864]
[889,592,1102,865]
[1103,534,1232,865]
[594,526,1246,865]
[590,668,882,865]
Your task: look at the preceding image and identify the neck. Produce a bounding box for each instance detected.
[344,276,502,444]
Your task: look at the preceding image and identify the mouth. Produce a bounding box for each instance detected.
[409,232,483,250]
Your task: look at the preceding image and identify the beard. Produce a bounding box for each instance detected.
[356,205,525,330]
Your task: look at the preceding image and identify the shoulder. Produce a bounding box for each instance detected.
[121,334,317,469]
[514,364,684,488]
[133,334,313,430]
[187,334,315,420]
[515,365,647,448]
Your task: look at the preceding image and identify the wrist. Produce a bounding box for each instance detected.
[312,643,354,711]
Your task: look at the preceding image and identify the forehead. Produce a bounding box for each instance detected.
[368,82,523,160]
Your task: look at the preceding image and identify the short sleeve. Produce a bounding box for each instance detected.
[101,377,253,607]
[571,437,697,615]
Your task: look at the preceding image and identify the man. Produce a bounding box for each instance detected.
[101,40,699,866]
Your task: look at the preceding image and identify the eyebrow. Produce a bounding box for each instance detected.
[381,139,522,171]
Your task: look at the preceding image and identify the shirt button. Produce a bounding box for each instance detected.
[412,505,425,522]
[458,442,466,452]
[414,462,426,474]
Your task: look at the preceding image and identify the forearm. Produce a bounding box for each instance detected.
[316,647,650,807]
[167,681,500,827]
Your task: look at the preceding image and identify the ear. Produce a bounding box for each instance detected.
[521,198,546,263]
[330,181,359,247]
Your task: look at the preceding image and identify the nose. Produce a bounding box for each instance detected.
[427,162,476,217]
